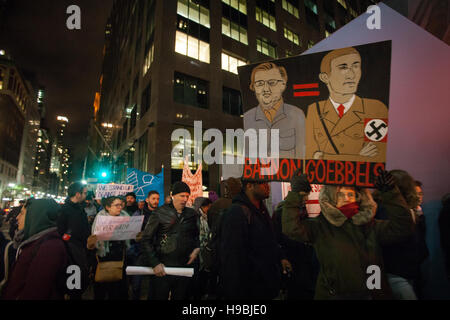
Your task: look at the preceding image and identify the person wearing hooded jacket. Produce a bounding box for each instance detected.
[282,170,415,300]
[1,198,69,300]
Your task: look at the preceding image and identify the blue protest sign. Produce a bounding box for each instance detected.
[126,167,164,206]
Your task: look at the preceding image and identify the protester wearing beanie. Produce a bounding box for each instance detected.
[140,181,200,300]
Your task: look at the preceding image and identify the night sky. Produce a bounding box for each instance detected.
[0,0,113,180]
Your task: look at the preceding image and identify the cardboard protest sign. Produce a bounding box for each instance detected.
[93,215,144,241]
[182,158,203,207]
[95,184,134,199]
[127,167,164,206]
[237,41,391,187]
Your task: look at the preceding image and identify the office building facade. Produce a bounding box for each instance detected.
[92,0,377,194]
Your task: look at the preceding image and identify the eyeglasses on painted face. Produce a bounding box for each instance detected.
[254,79,284,87]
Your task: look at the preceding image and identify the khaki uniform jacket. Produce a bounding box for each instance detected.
[306,96,388,162]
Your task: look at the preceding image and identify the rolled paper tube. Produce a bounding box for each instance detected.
[126,266,194,277]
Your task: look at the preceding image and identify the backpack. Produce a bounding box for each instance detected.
[202,207,227,273]
[28,233,90,297]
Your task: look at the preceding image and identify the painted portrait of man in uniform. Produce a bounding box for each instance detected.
[305,47,389,162]
[244,62,305,159]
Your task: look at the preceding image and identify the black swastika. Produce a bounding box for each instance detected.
[366,122,387,141]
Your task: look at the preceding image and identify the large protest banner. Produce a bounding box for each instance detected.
[237,41,391,187]
[182,158,203,207]
[95,184,134,199]
[93,215,144,241]
[126,167,164,206]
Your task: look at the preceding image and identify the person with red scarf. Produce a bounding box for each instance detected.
[282,170,415,299]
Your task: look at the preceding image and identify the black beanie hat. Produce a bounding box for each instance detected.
[171,181,191,196]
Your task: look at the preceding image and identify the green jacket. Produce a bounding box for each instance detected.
[282,186,414,300]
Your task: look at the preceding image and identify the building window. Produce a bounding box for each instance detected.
[143,42,154,76]
[349,6,358,18]
[285,49,295,57]
[308,39,315,48]
[305,0,319,30]
[174,72,208,109]
[284,26,300,45]
[325,13,336,31]
[337,0,347,9]
[282,0,299,19]
[256,37,277,58]
[222,17,248,45]
[305,0,318,14]
[141,82,151,118]
[177,0,210,28]
[222,0,247,14]
[175,31,210,63]
[138,131,148,171]
[0,68,3,90]
[223,87,243,116]
[255,7,276,31]
[221,52,246,74]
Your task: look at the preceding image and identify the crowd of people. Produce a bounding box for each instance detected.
[0,169,449,300]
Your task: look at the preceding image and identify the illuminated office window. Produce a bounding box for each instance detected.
[221,52,246,74]
[177,0,210,28]
[175,15,210,63]
[255,7,276,31]
[256,37,277,58]
[337,0,347,9]
[142,43,155,75]
[282,0,299,19]
[222,0,247,14]
[284,26,300,45]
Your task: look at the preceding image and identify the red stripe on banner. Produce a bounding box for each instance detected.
[293,83,319,90]
[306,200,320,204]
[294,91,320,97]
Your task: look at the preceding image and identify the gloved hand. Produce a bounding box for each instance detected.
[290,168,312,193]
[374,169,395,192]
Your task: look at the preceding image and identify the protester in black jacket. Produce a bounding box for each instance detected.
[375,170,429,300]
[57,182,90,299]
[141,182,200,300]
[219,179,283,300]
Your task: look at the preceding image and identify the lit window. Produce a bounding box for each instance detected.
[177,0,210,28]
[282,0,299,18]
[222,17,248,45]
[187,35,199,59]
[222,0,247,14]
[256,37,277,58]
[256,7,276,31]
[143,43,155,75]
[284,26,300,45]
[337,0,347,9]
[221,52,246,74]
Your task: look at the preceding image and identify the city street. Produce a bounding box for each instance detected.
[0,0,448,307]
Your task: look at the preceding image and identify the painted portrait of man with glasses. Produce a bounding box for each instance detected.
[244,62,305,159]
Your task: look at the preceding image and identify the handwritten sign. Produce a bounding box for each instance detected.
[93,215,144,241]
[95,184,134,199]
